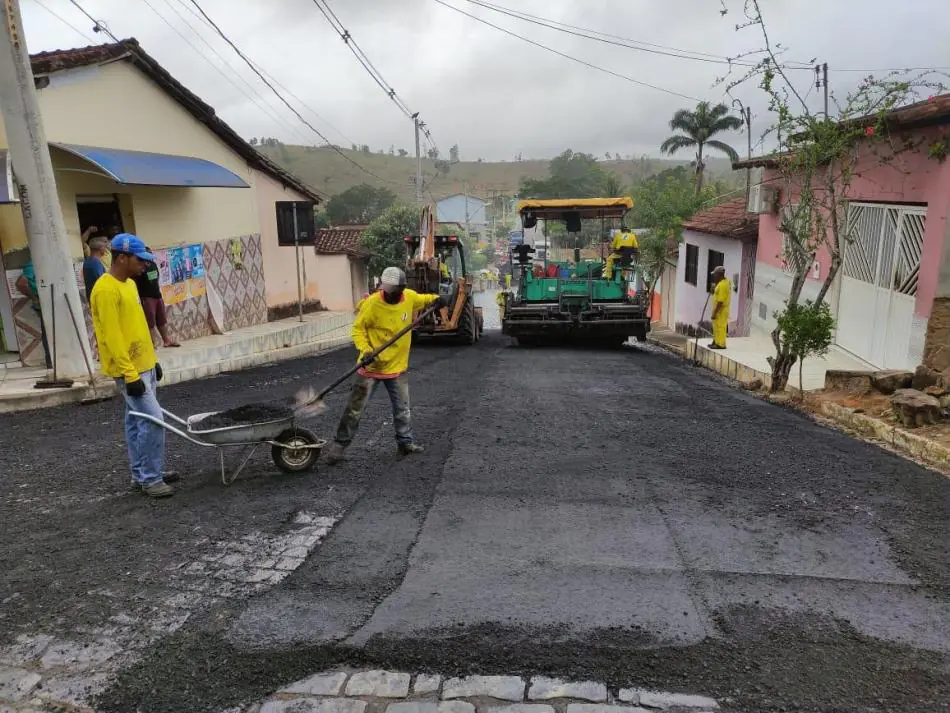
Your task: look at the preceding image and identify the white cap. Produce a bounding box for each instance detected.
[380,266,406,290]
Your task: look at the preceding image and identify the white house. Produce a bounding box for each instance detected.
[435,194,488,237]
[675,198,759,337]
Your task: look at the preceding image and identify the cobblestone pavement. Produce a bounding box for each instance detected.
[243,669,720,713]
[2,334,949,713]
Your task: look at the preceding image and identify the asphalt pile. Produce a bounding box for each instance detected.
[192,403,292,430]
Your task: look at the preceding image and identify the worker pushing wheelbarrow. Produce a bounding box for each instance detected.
[132,267,443,484]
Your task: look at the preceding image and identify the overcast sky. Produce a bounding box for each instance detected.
[21,0,950,162]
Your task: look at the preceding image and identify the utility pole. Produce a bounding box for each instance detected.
[732,99,753,205]
[0,0,91,378]
[413,113,423,204]
[815,63,829,118]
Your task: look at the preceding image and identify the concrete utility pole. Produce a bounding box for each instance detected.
[815,63,830,118]
[413,113,423,204]
[0,0,91,377]
[732,100,753,205]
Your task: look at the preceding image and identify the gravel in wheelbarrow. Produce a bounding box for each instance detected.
[191,403,292,430]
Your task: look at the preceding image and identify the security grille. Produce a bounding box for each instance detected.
[843,203,925,295]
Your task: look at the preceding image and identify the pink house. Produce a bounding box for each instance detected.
[735,94,950,371]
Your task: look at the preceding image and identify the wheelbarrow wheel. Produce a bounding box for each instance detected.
[272,427,320,473]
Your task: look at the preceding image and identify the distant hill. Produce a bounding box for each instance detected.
[256,144,740,203]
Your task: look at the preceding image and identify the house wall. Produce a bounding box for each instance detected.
[757,130,950,319]
[675,230,742,333]
[255,169,322,311]
[314,254,357,312]
[436,195,488,229]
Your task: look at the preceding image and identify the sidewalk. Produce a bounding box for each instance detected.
[0,311,353,413]
[653,326,872,391]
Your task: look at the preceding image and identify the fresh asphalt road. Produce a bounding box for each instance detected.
[1,312,948,713]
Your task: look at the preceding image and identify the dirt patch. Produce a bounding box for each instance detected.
[192,403,293,430]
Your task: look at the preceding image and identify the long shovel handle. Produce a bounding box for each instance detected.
[312,300,442,403]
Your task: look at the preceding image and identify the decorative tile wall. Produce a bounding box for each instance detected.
[11,234,268,366]
[166,233,267,342]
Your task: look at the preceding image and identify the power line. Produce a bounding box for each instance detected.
[462,1,950,76]
[138,0,311,144]
[431,0,705,102]
[311,0,414,118]
[28,0,96,44]
[187,0,399,187]
[66,0,118,42]
[168,0,356,147]
[461,0,808,70]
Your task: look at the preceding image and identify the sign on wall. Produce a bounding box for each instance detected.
[156,244,207,306]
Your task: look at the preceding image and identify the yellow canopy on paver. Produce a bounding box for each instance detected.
[516,197,633,220]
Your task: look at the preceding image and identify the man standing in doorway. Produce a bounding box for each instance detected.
[90,234,173,498]
[709,265,732,350]
[135,246,179,348]
[325,266,440,463]
[82,237,109,302]
[15,260,51,369]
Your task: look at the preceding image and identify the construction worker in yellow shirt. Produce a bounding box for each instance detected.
[605,226,639,280]
[90,234,175,498]
[709,265,732,349]
[325,267,442,463]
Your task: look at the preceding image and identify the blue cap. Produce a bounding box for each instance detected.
[110,233,155,262]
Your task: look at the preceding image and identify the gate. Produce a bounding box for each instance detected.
[836,203,925,368]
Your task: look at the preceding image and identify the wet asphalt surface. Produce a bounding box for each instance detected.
[1,299,949,713]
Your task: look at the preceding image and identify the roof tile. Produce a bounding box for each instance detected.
[682,198,758,242]
[315,227,370,256]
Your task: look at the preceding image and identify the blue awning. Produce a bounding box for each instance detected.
[50,143,250,188]
[0,151,18,204]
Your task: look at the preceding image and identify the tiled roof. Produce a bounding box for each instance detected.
[29,40,323,203]
[682,198,758,242]
[735,92,950,169]
[315,227,370,257]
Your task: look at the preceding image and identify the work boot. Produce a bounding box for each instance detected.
[398,443,425,456]
[324,442,346,465]
[142,481,175,498]
[162,471,181,484]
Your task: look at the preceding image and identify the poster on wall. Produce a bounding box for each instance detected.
[159,244,207,306]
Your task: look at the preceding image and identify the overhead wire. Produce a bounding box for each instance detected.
[461,0,950,76]
[168,0,356,147]
[66,0,118,41]
[28,0,96,43]
[431,0,705,102]
[138,0,313,145]
[187,0,400,187]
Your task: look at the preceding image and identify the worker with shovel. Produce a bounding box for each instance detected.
[324,267,441,463]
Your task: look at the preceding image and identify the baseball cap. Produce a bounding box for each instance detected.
[710,265,726,275]
[380,266,406,291]
[110,233,155,262]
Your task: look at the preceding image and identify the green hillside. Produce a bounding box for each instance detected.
[257,144,740,203]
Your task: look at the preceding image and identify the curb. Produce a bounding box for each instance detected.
[819,400,950,471]
[0,336,351,414]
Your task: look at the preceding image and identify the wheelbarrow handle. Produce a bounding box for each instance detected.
[314,300,441,402]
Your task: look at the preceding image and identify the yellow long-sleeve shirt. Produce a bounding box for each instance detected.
[90,273,156,382]
[353,289,439,378]
[712,277,732,321]
[610,230,639,251]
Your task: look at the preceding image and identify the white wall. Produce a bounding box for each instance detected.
[750,261,822,334]
[675,230,742,329]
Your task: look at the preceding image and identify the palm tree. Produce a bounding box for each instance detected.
[660,102,742,193]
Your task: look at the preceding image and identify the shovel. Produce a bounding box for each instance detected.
[292,300,442,418]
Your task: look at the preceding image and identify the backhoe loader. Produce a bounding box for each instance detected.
[403,205,484,344]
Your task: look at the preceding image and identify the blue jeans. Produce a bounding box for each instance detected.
[115,369,165,487]
[334,375,414,448]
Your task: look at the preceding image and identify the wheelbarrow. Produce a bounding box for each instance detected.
[128,407,324,485]
[130,301,443,486]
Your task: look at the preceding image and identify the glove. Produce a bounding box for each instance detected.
[434,295,447,309]
[154,363,163,382]
[358,351,375,367]
[126,378,147,398]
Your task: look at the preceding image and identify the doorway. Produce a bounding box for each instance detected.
[76,195,124,239]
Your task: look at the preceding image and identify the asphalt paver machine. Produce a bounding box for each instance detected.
[501,197,650,347]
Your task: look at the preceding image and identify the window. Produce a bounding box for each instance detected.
[706,249,725,293]
[684,243,699,285]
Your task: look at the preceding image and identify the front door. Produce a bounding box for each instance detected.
[836,203,925,369]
